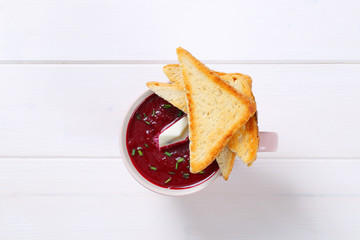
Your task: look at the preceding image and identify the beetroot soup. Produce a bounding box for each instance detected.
[126,94,219,189]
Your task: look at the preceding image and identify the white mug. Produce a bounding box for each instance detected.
[120,90,278,196]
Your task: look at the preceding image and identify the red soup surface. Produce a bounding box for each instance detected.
[126,94,219,189]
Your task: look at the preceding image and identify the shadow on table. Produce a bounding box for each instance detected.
[170,163,306,239]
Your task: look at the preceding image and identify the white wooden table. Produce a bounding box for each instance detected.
[1,1,360,239]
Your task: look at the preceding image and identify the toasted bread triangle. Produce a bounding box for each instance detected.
[176,47,256,173]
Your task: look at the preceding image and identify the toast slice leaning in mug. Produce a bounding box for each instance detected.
[176,47,256,173]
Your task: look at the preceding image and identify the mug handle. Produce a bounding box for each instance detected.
[258,132,278,152]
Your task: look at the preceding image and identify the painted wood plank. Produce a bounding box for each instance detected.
[0,64,359,158]
[0,158,359,240]
[1,0,360,61]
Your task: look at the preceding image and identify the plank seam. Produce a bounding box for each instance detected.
[1,60,360,65]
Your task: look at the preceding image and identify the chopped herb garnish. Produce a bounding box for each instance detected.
[143,113,147,118]
[163,104,172,108]
[165,177,171,184]
[178,111,183,117]
[150,166,157,171]
[169,172,175,175]
[183,173,190,178]
[152,109,155,116]
[164,152,172,156]
[137,146,142,150]
[131,149,135,155]
[199,171,205,174]
[138,150,143,156]
[144,120,151,125]
[144,143,149,148]
[186,166,190,169]
[135,113,141,120]
[175,158,184,170]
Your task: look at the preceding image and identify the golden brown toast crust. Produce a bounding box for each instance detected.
[177,47,256,173]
